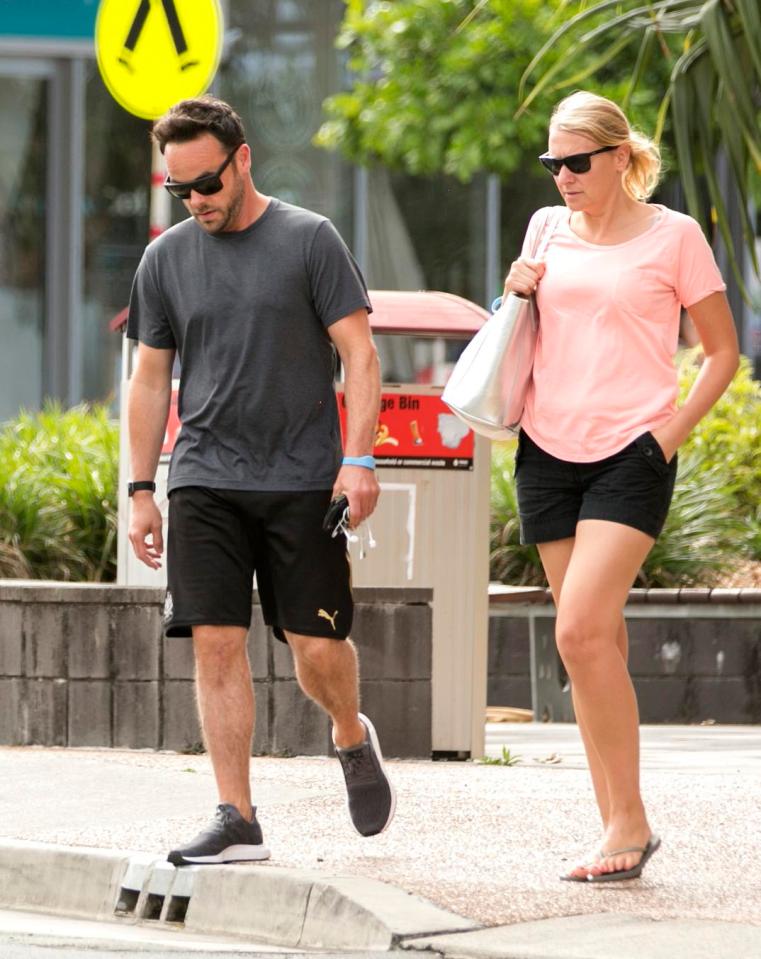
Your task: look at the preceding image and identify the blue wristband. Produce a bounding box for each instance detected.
[342,455,376,470]
[491,296,503,313]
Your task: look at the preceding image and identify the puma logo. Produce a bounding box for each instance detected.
[318,608,339,631]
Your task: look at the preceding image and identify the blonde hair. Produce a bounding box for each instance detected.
[550,91,661,201]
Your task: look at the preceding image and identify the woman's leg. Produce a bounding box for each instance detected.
[538,538,629,830]
[552,519,654,878]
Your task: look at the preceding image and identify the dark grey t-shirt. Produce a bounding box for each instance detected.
[126,198,371,492]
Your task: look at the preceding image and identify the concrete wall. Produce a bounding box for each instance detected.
[489,588,761,724]
[0,583,432,758]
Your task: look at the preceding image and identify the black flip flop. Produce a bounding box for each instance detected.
[585,835,661,883]
[560,835,661,883]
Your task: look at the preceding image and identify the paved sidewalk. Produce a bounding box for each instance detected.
[0,724,759,957]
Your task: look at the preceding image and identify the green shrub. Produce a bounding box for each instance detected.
[490,355,761,586]
[677,352,761,561]
[639,452,747,586]
[0,403,119,581]
[490,441,545,586]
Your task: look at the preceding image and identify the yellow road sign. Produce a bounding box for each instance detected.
[96,0,223,120]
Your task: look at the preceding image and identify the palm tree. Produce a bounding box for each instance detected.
[519,0,761,293]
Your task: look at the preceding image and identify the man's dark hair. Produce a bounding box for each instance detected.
[152,96,245,153]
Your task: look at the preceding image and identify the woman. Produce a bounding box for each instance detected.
[504,91,739,882]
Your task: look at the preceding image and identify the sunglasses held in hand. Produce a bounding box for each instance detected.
[163,142,243,199]
[323,495,350,537]
[538,145,616,176]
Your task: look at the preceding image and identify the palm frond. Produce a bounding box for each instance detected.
[624,28,657,110]
[518,0,761,289]
[735,0,761,79]
[700,0,761,164]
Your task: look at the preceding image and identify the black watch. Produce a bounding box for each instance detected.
[128,481,156,496]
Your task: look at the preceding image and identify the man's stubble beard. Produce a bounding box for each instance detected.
[199,173,245,234]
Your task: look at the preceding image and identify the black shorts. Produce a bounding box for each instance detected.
[515,429,677,544]
[165,487,353,642]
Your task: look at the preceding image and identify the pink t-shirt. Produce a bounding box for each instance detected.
[520,204,726,461]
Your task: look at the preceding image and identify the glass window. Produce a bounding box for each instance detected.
[82,61,151,407]
[364,170,488,385]
[0,74,46,421]
[367,170,488,305]
[219,0,353,237]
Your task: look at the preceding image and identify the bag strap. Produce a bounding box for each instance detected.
[489,208,562,314]
[531,206,562,260]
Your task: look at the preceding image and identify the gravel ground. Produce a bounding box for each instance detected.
[1,725,759,929]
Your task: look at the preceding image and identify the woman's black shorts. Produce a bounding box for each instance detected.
[514,430,677,545]
[164,487,353,642]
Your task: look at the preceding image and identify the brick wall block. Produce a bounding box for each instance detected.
[162,681,202,753]
[68,681,112,747]
[67,606,111,679]
[112,606,161,680]
[271,632,295,679]
[20,678,67,746]
[489,616,531,677]
[247,606,270,680]
[252,680,271,755]
[0,605,23,675]
[634,678,692,722]
[689,620,761,675]
[693,677,759,724]
[163,635,195,680]
[270,681,331,756]
[359,680,432,758]
[352,603,432,680]
[488,676,531,710]
[114,681,160,749]
[0,678,24,743]
[23,606,67,678]
[627,619,761,678]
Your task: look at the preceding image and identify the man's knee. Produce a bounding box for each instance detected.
[193,626,249,680]
[287,632,352,670]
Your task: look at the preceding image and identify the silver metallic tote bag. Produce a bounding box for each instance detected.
[443,208,559,441]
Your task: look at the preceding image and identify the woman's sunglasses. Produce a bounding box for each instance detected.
[538,145,616,177]
[164,142,243,199]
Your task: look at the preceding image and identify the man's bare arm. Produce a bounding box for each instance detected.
[328,309,381,526]
[127,343,175,568]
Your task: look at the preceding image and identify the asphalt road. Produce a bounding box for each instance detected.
[4,949,306,959]
[0,909,408,958]
[0,948,408,959]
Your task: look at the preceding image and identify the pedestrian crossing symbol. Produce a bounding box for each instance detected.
[95,0,223,120]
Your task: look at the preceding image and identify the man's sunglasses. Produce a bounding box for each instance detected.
[538,145,616,177]
[164,142,243,199]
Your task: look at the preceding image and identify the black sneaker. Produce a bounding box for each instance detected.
[167,804,270,866]
[334,713,396,837]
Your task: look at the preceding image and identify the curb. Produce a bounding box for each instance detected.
[405,913,761,959]
[0,840,478,951]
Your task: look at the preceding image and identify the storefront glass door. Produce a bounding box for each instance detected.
[0,62,49,421]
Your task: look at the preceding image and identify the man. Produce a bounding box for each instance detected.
[126,95,394,865]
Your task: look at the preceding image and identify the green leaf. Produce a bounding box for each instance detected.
[734,0,761,80]
[548,34,636,95]
[714,89,760,277]
[513,0,760,288]
[0,402,118,581]
[669,61,703,223]
[518,0,686,100]
[700,0,761,166]
[624,28,657,110]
